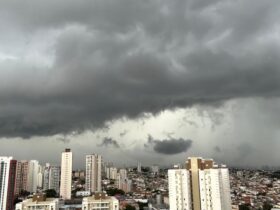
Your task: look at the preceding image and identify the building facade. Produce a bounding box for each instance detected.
[82,193,119,210]
[60,149,73,200]
[27,160,39,193]
[15,194,60,210]
[44,164,60,195]
[168,169,192,210]
[0,157,17,210]
[85,154,102,192]
[168,157,232,210]
[14,160,29,195]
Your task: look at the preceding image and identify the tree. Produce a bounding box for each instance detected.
[20,190,30,197]
[138,202,148,210]
[14,197,22,205]
[263,202,273,210]
[124,204,136,210]
[44,189,57,198]
[106,188,125,196]
[239,204,251,210]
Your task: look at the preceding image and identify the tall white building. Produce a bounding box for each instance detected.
[109,167,118,180]
[27,160,39,193]
[168,157,232,210]
[119,169,127,180]
[60,149,72,200]
[44,165,60,195]
[37,165,44,189]
[137,162,141,173]
[168,169,192,210]
[85,154,102,192]
[0,157,17,210]
[49,166,60,194]
[43,164,50,191]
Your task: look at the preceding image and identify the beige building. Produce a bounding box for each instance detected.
[85,154,102,192]
[15,160,29,195]
[60,149,72,200]
[168,157,232,210]
[15,160,39,195]
[15,194,60,210]
[82,193,119,210]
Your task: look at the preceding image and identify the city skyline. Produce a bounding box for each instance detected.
[1,0,280,168]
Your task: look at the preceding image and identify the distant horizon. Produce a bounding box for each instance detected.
[3,152,280,171]
[1,0,280,167]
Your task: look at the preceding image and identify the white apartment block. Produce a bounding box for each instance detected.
[0,157,12,210]
[168,169,192,210]
[60,149,72,200]
[109,167,118,180]
[85,154,102,192]
[168,157,232,210]
[27,160,39,193]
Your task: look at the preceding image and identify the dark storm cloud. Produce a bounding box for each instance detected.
[0,0,280,137]
[98,137,120,148]
[145,135,193,155]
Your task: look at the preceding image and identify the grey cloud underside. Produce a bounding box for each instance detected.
[145,135,193,155]
[1,0,280,137]
[98,137,120,148]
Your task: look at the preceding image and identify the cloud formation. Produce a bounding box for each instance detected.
[145,135,193,155]
[98,137,120,148]
[0,0,280,137]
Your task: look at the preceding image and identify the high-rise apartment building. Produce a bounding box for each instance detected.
[0,157,17,210]
[85,154,102,192]
[119,169,127,180]
[109,167,118,180]
[168,157,232,210]
[43,164,60,195]
[43,164,50,191]
[37,165,44,189]
[27,160,39,193]
[14,160,40,194]
[137,162,141,173]
[60,149,72,200]
[14,160,29,195]
[49,166,60,194]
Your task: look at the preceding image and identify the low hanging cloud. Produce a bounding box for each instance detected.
[214,146,222,153]
[145,135,193,155]
[119,130,128,137]
[98,137,120,148]
[0,0,280,138]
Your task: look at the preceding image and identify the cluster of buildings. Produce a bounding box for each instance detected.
[104,165,133,193]
[0,149,113,210]
[15,192,119,210]
[168,157,232,210]
[6,149,274,210]
[230,169,280,209]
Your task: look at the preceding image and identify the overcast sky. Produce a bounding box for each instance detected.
[1,0,280,168]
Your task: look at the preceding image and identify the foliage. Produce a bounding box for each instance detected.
[44,189,57,198]
[106,188,125,196]
[138,202,148,210]
[263,202,273,210]
[20,190,30,197]
[14,197,23,205]
[124,204,136,210]
[239,204,251,210]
